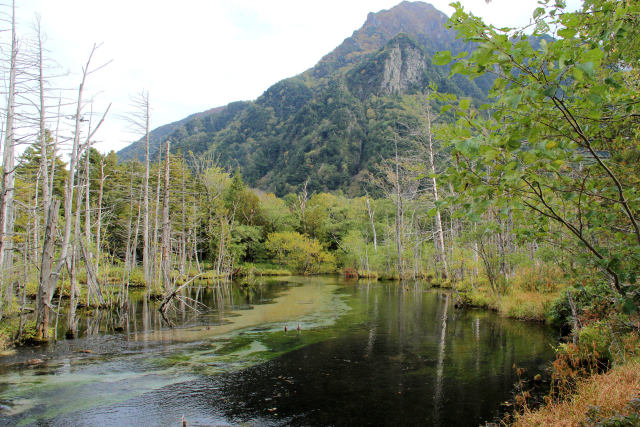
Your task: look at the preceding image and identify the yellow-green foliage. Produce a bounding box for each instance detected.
[0,325,11,351]
[356,270,378,279]
[572,318,640,365]
[499,291,556,321]
[511,264,567,293]
[577,321,615,362]
[239,263,292,277]
[265,231,336,274]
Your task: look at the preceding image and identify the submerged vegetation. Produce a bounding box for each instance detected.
[0,0,638,424]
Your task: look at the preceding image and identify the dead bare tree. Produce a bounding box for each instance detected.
[160,140,171,292]
[0,0,18,317]
[36,44,111,339]
[122,91,151,287]
[366,195,377,252]
[423,101,449,280]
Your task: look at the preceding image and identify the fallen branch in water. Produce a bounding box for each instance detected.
[159,273,204,326]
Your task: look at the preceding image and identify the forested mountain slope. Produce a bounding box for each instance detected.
[117,1,491,196]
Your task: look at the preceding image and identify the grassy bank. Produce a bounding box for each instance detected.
[460,286,565,322]
[455,267,568,322]
[515,359,640,426]
[237,263,292,277]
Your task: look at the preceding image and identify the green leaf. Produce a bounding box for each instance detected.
[533,7,545,19]
[557,28,576,39]
[433,51,452,66]
[459,98,471,110]
[450,61,467,76]
[507,138,522,150]
[583,48,604,66]
[550,159,564,169]
[543,86,556,97]
[577,62,595,78]
[506,94,522,108]
[572,67,585,82]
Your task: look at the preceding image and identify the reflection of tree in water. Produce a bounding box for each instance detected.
[433,293,449,426]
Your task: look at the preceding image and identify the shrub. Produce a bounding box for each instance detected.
[265,231,336,274]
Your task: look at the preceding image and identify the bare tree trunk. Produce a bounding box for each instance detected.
[36,17,50,270]
[130,199,142,275]
[151,150,162,286]
[425,103,449,281]
[180,160,186,275]
[123,165,134,276]
[95,156,106,275]
[35,200,59,339]
[67,150,86,337]
[366,196,377,252]
[0,1,18,318]
[298,179,308,233]
[192,198,201,274]
[83,139,93,307]
[79,141,103,308]
[33,173,40,265]
[50,97,61,198]
[161,140,171,292]
[393,137,404,279]
[84,141,91,247]
[216,216,227,275]
[141,93,151,286]
[36,45,110,338]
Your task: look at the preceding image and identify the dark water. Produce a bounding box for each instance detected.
[0,277,556,426]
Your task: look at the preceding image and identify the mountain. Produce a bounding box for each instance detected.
[117,1,491,196]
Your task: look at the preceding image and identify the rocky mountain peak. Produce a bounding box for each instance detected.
[310,2,456,80]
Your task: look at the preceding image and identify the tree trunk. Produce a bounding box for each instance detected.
[180,160,186,275]
[35,200,59,339]
[0,0,18,318]
[151,150,162,286]
[35,45,110,338]
[425,103,449,281]
[95,157,105,275]
[161,140,171,292]
[393,137,404,279]
[366,197,377,252]
[36,17,50,270]
[142,93,151,287]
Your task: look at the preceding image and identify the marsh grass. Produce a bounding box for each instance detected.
[515,360,640,426]
[460,264,568,322]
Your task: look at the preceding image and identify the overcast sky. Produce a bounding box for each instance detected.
[12,0,581,154]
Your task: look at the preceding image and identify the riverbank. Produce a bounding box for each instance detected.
[515,359,640,426]
[465,285,640,425]
[459,286,564,322]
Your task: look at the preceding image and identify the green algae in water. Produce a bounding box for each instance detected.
[0,280,352,424]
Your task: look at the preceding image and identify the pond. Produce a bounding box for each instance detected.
[0,277,557,426]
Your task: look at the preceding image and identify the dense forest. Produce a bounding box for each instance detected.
[0,0,639,425]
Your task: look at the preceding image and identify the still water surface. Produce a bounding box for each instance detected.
[0,277,556,426]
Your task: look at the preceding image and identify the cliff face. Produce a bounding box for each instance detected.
[380,42,426,95]
[346,34,433,99]
[310,1,458,81]
[117,2,492,196]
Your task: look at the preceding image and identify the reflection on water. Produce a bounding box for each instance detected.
[0,278,556,426]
